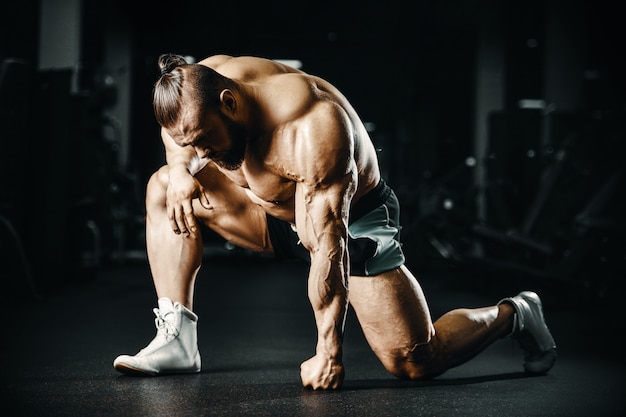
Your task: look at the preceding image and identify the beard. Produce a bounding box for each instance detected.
[211,114,247,171]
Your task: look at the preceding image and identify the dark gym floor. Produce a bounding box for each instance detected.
[3,249,625,417]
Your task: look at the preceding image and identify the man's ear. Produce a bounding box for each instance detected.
[219,89,236,114]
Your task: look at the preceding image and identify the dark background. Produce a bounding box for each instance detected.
[1,0,624,301]
[1,2,626,416]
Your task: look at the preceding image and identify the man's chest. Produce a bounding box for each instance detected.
[217,162,297,220]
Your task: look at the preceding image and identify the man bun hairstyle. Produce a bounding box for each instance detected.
[158,53,188,76]
[153,53,189,128]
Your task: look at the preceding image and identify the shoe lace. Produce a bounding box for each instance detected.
[153,308,179,340]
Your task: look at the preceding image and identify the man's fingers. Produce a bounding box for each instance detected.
[167,200,198,236]
[167,205,181,234]
[174,205,189,236]
[198,188,211,210]
[182,200,197,233]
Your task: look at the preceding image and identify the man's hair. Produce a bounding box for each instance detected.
[153,53,234,128]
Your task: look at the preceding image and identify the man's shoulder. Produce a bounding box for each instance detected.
[199,54,262,67]
[197,54,233,68]
[200,55,301,81]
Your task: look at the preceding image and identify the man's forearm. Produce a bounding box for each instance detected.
[307,255,348,360]
[162,126,198,173]
[312,295,347,360]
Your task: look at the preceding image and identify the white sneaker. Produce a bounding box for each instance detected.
[114,298,201,376]
[499,291,557,374]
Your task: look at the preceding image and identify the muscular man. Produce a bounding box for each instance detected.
[113,53,556,389]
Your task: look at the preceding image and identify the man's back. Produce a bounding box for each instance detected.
[200,54,302,81]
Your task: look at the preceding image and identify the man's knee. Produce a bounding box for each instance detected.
[376,341,442,380]
[152,165,170,187]
[146,166,168,204]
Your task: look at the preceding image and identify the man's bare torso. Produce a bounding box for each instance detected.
[199,55,380,221]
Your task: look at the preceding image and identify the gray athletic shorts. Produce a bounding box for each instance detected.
[266,179,405,276]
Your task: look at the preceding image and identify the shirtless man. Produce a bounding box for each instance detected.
[113,53,556,389]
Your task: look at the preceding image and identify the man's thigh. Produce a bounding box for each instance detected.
[348,265,435,356]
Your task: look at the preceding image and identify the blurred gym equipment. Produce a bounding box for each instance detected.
[412,107,625,300]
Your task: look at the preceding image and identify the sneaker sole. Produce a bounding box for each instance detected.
[114,362,201,376]
[114,362,158,377]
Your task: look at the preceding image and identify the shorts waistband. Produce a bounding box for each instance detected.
[350,178,392,224]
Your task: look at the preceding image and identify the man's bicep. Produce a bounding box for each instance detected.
[292,101,358,251]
